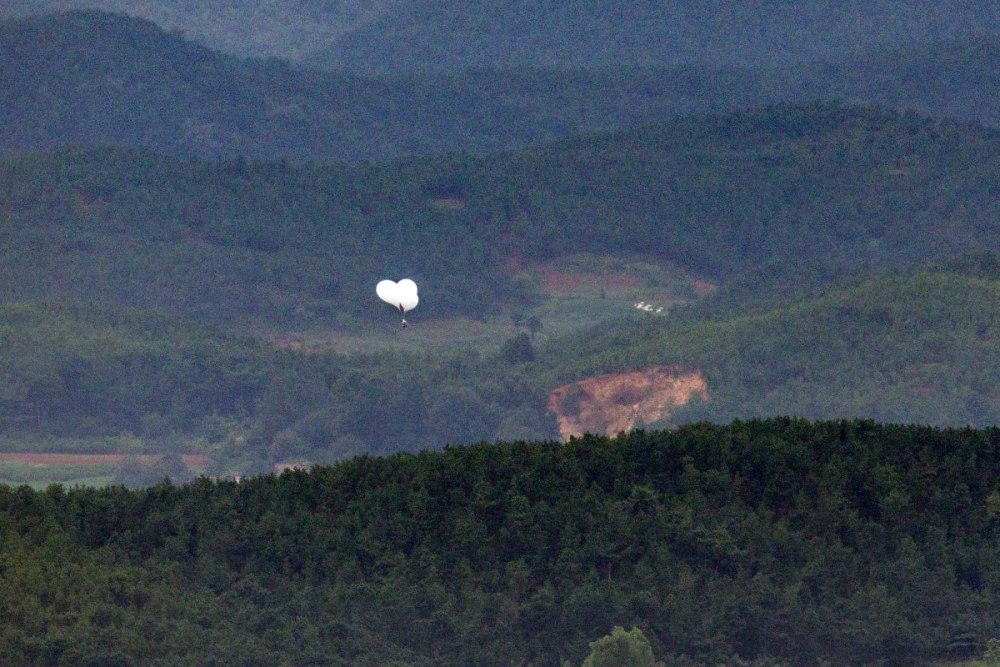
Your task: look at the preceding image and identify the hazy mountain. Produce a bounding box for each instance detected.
[4,0,1000,72]
[0,10,751,161]
[801,36,1000,125]
[0,0,399,59]
[306,0,1000,73]
[6,11,1000,164]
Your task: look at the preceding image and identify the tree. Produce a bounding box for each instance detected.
[510,308,526,330]
[581,627,656,667]
[983,638,1000,667]
[501,332,535,364]
[527,315,543,341]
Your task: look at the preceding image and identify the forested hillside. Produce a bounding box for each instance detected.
[0,303,266,443]
[7,12,1000,163]
[3,420,1000,665]
[5,104,1000,471]
[0,302,558,471]
[4,104,1000,328]
[539,262,1000,429]
[8,258,1000,476]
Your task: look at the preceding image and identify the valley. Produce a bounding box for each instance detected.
[4,102,1000,480]
[3,6,1000,665]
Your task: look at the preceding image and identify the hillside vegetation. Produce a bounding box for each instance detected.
[0,303,266,444]
[2,420,1000,665]
[539,262,1000,429]
[5,104,1000,329]
[5,103,1000,470]
[0,302,559,469]
[8,259,1000,476]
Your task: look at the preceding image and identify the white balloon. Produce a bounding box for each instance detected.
[376,280,401,308]
[398,292,418,313]
[396,279,418,313]
[376,279,419,314]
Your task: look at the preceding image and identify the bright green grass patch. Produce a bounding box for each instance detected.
[0,461,117,483]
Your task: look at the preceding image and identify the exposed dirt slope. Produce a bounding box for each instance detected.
[548,367,708,440]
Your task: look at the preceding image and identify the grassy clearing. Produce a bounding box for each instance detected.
[0,460,117,488]
[937,658,994,667]
[265,254,706,356]
[0,453,212,489]
[0,461,118,483]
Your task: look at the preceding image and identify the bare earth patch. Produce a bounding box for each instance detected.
[536,265,643,296]
[549,367,709,440]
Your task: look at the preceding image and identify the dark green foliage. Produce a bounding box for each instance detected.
[6,105,1000,326]
[11,258,1000,467]
[112,453,194,488]
[938,252,1000,282]
[0,300,560,456]
[11,255,1000,471]
[3,420,1000,665]
[501,332,535,364]
[0,303,266,440]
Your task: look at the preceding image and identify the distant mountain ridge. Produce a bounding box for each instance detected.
[308,0,1000,73]
[4,0,1000,71]
[6,11,1000,163]
[0,0,399,60]
[0,10,739,161]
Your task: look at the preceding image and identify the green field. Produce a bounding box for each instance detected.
[0,461,117,489]
[266,253,701,356]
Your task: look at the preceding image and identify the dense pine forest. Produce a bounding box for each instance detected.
[3,419,1000,666]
